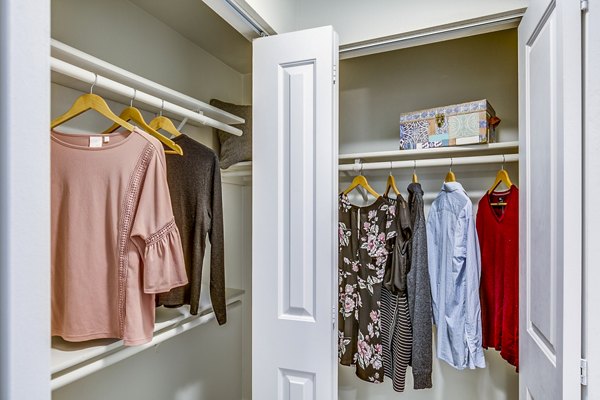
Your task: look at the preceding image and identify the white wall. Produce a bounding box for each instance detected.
[295,0,525,45]
[338,29,519,400]
[242,0,296,35]
[50,1,251,399]
[242,0,525,46]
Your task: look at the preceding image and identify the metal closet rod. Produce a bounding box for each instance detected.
[50,57,243,136]
[338,154,519,172]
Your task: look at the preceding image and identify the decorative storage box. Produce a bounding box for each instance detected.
[399,99,499,150]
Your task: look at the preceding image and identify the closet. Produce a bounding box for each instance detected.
[252,0,585,399]
[47,1,254,399]
[0,0,594,399]
[336,29,520,400]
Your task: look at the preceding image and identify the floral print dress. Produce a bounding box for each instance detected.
[338,194,397,383]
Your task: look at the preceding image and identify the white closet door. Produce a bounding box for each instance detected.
[519,0,582,398]
[252,26,339,400]
[1,0,51,398]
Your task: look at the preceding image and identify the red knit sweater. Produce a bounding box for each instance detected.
[476,186,519,369]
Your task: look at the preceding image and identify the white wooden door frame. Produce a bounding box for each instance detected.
[252,25,339,400]
[583,3,600,399]
[0,0,51,399]
[518,0,583,398]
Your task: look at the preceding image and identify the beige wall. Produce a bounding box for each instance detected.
[339,29,519,154]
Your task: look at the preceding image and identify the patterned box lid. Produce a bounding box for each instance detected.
[399,99,493,123]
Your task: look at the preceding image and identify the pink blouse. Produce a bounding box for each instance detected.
[51,128,187,345]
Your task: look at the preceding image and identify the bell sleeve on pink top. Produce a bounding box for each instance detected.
[131,146,188,294]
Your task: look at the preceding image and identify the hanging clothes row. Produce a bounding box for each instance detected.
[337,161,518,392]
[338,169,432,392]
[50,83,226,347]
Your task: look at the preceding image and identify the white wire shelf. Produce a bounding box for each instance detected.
[51,287,244,390]
[221,161,252,178]
[220,142,519,178]
[339,141,519,164]
[339,153,518,172]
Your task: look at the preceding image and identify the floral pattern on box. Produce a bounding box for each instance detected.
[399,99,497,150]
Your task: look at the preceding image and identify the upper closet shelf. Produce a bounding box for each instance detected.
[51,287,244,391]
[339,141,519,164]
[51,40,244,136]
[220,141,519,178]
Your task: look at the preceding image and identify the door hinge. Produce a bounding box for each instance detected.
[333,64,337,85]
[581,0,589,12]
[581,358,588,386]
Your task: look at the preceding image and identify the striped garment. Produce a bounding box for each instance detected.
[381,287,413,392]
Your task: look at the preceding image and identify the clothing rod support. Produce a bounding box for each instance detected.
[339,154,519,172]
[51,57,243,136]
[177,117,189,131]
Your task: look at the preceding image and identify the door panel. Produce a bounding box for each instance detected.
[519,0,582,398]
[527,8,556,357]
[253,26,339,400]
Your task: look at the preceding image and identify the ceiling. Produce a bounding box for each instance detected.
[130,0,252,74]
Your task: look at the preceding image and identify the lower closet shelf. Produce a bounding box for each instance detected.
[50,287,245,390]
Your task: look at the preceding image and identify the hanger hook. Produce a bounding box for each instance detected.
[502,154,506,170]
[160,99,164,117]
[389,161,393,176]
[360,161,364,176]
[450,157,453,171]
[90,74,98,94]
[413,160,417,174]
[130,89,137,107]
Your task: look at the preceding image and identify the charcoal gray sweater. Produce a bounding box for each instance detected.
[156,135,226,325]
[407,183,433,389]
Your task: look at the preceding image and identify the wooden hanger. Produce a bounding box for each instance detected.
[488,156,514,206]
[104,93,183,155]
[384,162,401,196]
[149,101,183,139]
[341,162,380,198]
[343,175,380,198]
[444,158,456,182]
[149,115,183,138]
[412,160,419,183]
[488,156,513,194]
[51,75,134,132]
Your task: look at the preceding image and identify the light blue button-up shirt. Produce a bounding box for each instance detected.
[427,182,485,370]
